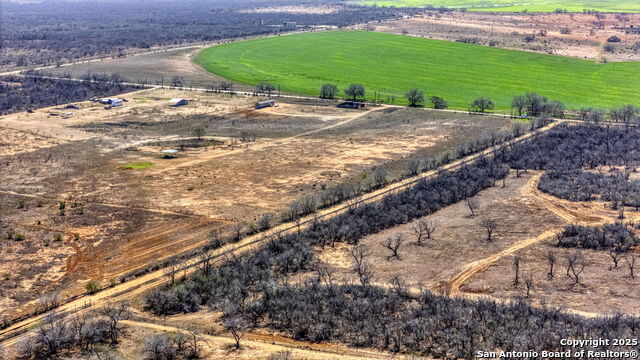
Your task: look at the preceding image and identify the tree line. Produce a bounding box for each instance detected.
[3,0,420,69]
[0,73,141,115]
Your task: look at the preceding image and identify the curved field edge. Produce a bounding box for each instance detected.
[354,0,640,13]
[193,31,640,111]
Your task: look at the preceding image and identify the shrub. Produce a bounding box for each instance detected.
[85,280,101,294]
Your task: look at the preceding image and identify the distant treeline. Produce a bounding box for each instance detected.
[0,73,141,115]
[2,0,421,68]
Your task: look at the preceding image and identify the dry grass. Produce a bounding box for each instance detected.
[0,88,513,321]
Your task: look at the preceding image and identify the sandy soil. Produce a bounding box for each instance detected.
[461,173,640,316]
[366,12,640,61]
[313,168,639,318]
[316,171,565,290]
[0,127,65,156]
[42,46,256,93]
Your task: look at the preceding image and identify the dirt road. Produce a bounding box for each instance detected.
[442,172,617,296]
[122,319,390,359]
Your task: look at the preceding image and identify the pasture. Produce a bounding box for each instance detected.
[195,31,640,111]
[357,0,640,12]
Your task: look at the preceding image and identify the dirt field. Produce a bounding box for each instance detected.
[308,166,640,317]
[461,173,640,316]
[315,171,565,290]
[43,47,256,92]
[365,12,640,62]
[0,127,65,156]
[0,87,514,321]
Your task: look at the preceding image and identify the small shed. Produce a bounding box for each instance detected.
[161,149,179,158]
[168,98,189,107]
[100,98,122,107]
[255,99,276,109]
[338,101,365,109]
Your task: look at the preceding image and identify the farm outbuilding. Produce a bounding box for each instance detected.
[161,149,179,158]
[100,98,122,107]
[338,101,365,109]
[168,98,189,107]
[255,99,276,109]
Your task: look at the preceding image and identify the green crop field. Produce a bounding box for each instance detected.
[194,31,640,111]
[356,0,640,12]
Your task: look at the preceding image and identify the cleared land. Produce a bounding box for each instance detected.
[195,31,640,111]
[42,46,254,92]
[368,12,640,62]
[357,0,640,12]
[0,87,515,321]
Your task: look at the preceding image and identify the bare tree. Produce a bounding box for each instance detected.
[186,327,205,359]
[481,218,497,242]
[230,222,244,242]
[100,302,132,344]
[223,315,247,349]
[565,252,586,285]
[219,81,233,91]
[164,263,180,285]
[373,167,388,188]
[199,251,214,275]
[512,255,521,287]
[609,249,623,270]
[37,292,61,313]
[349,244,374,285]
[382,235,404,260]
[405,158,421,176]
[208,228,223,248]
[625,254,637,278]
[412,219,438,245]
[143,334,175,360]
[465,198,479,217]
[524,273,534,297]
[546,251,556,280]
[192,127,205,141]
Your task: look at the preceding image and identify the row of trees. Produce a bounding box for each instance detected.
[580,105,639,123]
[539,169,640,208]
[511,92,565,118]
[258,281,639,358]
[556,223,638,251]
[17,302,131,359]
[320,84,638,121]
[503,123,640,171]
